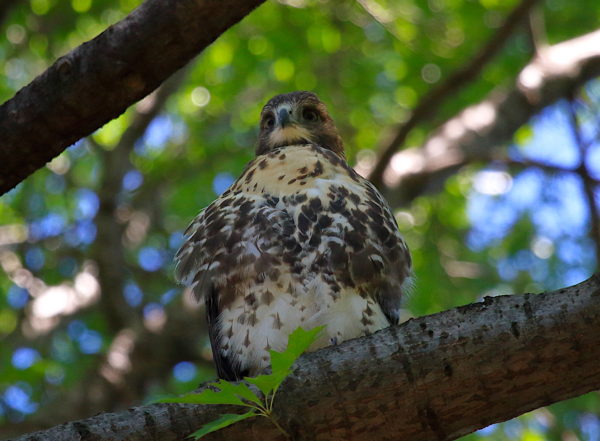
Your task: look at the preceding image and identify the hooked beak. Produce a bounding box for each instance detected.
[278,107,292,128]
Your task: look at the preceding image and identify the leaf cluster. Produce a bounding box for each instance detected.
[159,326,323,439]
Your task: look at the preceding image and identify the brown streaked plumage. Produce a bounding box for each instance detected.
[175,91,412,380]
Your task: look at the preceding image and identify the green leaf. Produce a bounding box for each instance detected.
[244,326,324,395]
[244,372,287,396]
[157,326,324,426]
[158,380,263,407]
[270,326,325,376]
[158,389,246,407]
[188,411,257,439]
[211,379,263,406]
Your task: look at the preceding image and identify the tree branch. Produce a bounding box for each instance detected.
[11,275,600,441]
[0,0,265,195]
[378,29,600,207]
[368,0,539,189]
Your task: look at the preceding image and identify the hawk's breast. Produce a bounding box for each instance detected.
[176,144,411,378]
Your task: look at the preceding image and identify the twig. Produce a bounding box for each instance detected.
[356,0,404,40]
[524,3,547,55]
[501,158,582,177]
[566,98,600,268]
[368,0,540,188]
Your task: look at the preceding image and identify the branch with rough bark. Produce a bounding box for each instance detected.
[376,29,600,207]
[0,0,265,195]
[11,275,600,441]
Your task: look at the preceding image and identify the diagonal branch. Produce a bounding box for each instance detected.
[502,157,600,186]
[355,0,403,40]
[0,0,265,195]
[378,29,600,207]
[11,274,600,441]
[368,0,540,189]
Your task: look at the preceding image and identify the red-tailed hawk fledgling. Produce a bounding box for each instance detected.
[176,91,412,380]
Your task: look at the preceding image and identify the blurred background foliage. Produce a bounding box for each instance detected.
[1,0,599,439]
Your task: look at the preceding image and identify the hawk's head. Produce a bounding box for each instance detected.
[257,91,344,157]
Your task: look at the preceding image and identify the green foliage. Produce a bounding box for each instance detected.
[188,412,258,439]
[159,326,323,439]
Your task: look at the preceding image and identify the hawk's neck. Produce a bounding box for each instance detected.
[231,144,356,196]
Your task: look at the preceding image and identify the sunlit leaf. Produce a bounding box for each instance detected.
[269,326,324,376]
[211,379,263,406]
[188,411,257,439]
[244,372,287,396]
[158,389,245,407]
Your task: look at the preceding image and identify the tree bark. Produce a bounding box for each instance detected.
[0,0,265,195]
[10,274,600,441]
[375,29,600,207]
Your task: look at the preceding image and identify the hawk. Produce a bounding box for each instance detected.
[175,91,411,380]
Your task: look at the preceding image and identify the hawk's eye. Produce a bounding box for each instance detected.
[302,108,320,122]
[264,115,275,129]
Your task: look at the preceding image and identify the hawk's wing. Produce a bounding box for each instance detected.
[324,177,412,325]
[175,188,298,379]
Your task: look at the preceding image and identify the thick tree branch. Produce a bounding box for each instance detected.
[368,0,539,189]
[378,29,600,207]
[11,275,600,441]
[0,0,265,195]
